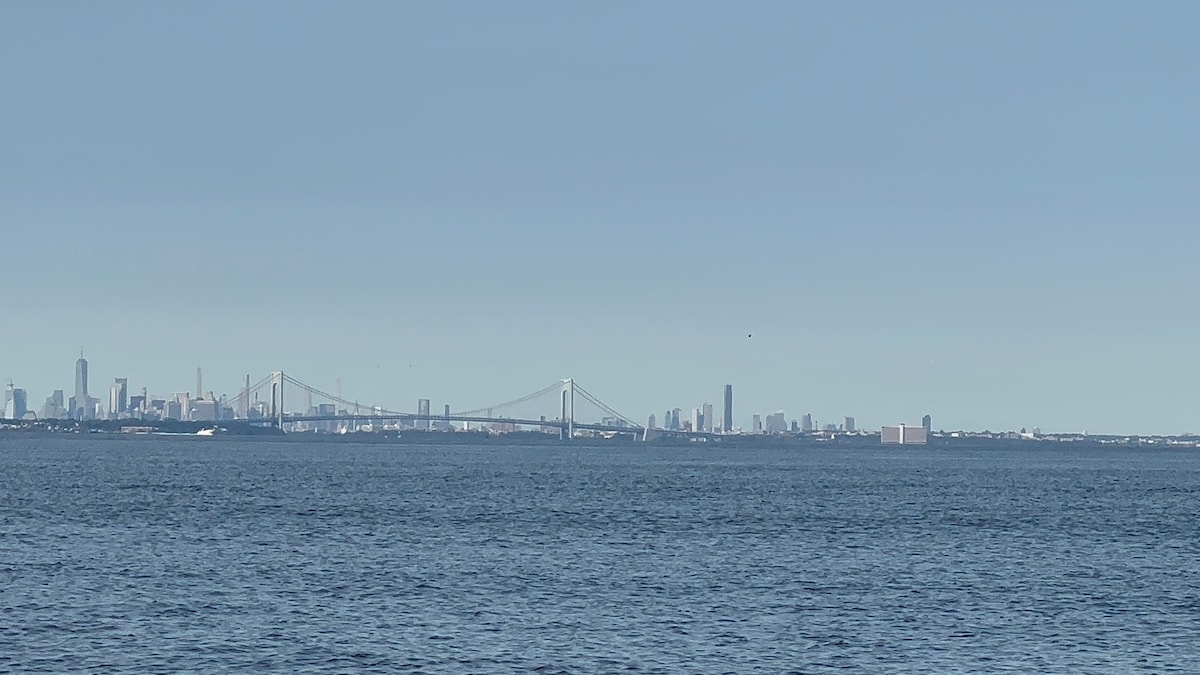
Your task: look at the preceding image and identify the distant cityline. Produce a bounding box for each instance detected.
[6,354,229,424]
[4,354,939,439]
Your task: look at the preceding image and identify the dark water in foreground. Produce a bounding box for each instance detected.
[1,437,1198,673]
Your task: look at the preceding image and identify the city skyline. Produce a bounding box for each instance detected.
[3,3,1200,434]
[0,352,925,434]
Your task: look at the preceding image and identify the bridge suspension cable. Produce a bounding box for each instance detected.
[455,382,564,417]
[572,383,642,429]
[225,373,280,408]
[281,374,404,416]
[272,374,637,429]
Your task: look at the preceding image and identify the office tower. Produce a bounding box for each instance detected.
[702,403,714,433]
[691,408,703,432]
[112,378,128,416]
[190,398,218,421]
[4,384,27,420]
[844,416,856,433]
[723,385,733,433]
[444,404,451,419]
[175,393,191,421]
[922,414,932,434]
[671,408,682,430]
[647,414,656,429]
[751,414,762,434]
[801,413,813,433]
[73,352,90,420]
[766,411,786,434]
[417,398,430,430]
[12,388,27,420]
[39,389,66,419]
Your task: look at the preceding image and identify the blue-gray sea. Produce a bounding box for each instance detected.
[2,437,1198,673]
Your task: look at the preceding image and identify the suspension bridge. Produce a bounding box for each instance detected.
[223,372,688,440]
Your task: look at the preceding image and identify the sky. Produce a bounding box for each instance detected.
[2,1,1199,434]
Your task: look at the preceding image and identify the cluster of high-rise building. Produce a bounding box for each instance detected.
[654,386,731,433]
[2,354,244,423]
[650,384,875,436]
[4,356,939,440]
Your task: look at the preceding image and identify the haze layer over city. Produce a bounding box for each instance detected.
[3,3,1199,435]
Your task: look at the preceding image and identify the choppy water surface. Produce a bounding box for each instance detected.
[2,437,1198,672]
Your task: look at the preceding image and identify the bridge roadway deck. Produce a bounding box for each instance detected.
[244,413,649,435]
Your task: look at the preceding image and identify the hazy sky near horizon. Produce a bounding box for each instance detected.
[3,1,1199,434]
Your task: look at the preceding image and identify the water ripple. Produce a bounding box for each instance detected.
[1,438,1198,671]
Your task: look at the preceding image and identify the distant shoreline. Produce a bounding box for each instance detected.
[1,422,1197,449]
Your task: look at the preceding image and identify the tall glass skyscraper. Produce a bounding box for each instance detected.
[73,353,90,420]
[723,384,733,433]
[4,386,27,420]
[112,378,128,417]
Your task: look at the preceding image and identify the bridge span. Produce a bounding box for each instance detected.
[224,372,706,441]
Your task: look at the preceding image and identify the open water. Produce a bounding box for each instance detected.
[1,437,1198,672]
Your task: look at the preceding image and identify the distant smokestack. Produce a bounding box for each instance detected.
[196,367,202,400]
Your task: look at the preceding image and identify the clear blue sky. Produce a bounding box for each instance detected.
[3,1,1198,434]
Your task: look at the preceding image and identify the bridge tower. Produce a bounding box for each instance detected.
[240,374,250,419]
[271,371,284,429]
[560,378,575,440]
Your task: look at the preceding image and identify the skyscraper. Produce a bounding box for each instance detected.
[702,403,714,433]
[4,386,27,420]
[113,378,128,417]
[844,416,856,432]
[40,390,66,420]
[417,398,430,431]
[922,414,932,434]
[72,352,90,420]
[801,413,813,433]
[723,385,733,433]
